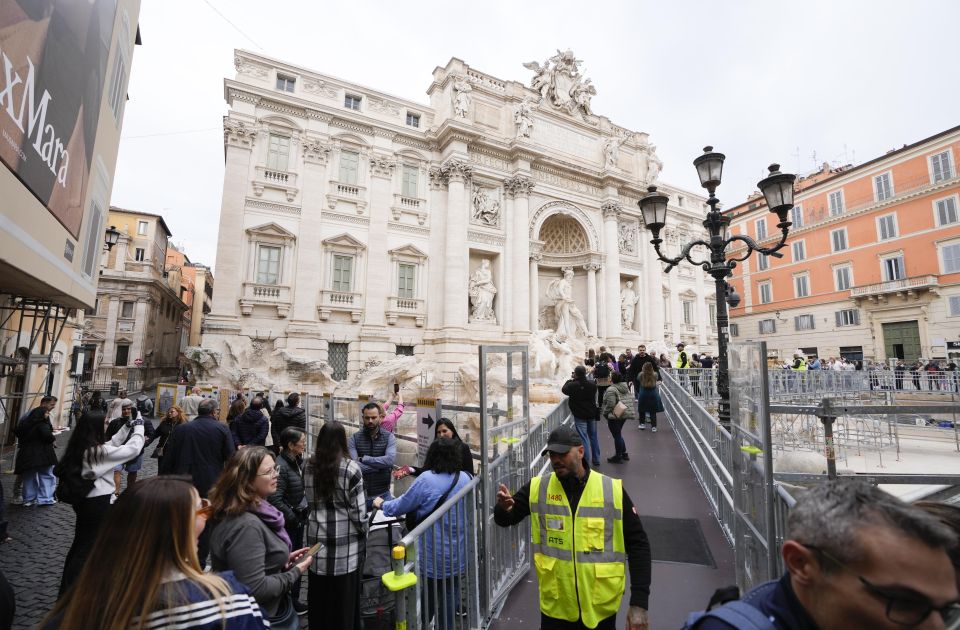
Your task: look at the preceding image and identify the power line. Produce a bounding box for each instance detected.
[122,128,221,140]
[202,0,264,51]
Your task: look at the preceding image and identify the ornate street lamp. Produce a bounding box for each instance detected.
[104,225,121,251]
[639,146,796,429]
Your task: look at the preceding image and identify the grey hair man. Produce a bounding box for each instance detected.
[692,479,959,629]
[179,386,205,421]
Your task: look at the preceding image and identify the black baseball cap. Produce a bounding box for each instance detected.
[542,425,583,456]
[676,342,685,348]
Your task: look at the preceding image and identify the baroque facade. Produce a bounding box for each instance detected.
[205,49,716,386]
[728,125,960,363]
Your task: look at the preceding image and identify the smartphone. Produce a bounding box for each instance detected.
[393,383,400,394]
[306,541,324,557]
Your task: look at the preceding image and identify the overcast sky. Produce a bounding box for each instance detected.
[110,0,960,271]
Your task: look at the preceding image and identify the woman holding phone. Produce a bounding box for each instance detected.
[209,447,313,630]
[378,383,405,433]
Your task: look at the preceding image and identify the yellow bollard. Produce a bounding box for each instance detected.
[382,545,417,630]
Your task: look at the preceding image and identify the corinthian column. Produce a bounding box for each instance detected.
[505,175,534,335]
[443,159,471,329]
[584,263,599,337]
[602,202,623,340]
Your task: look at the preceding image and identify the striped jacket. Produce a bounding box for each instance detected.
[305,457,367,575]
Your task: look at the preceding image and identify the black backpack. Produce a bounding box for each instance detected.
[53,456,95,505]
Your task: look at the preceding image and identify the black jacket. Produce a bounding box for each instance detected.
[270,404,306,446]
[561,377,598,420]
[159,415,236,497]
[268,451,306,530]
[628,353,660,384]
[14,408,57,473]
[230,408,268,447]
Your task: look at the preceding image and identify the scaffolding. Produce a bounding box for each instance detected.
[0,296,74,469]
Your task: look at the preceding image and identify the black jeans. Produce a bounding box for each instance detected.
[606,417,626,457]
[541,612,616,629]
[309,569,361,630]
[60,494,112,595]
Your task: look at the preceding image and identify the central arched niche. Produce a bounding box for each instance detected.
[538,214,590,254]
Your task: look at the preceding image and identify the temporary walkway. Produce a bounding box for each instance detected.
[489,413,735,629]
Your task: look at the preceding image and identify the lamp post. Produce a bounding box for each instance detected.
[104,225,121,250]
[639,146,796,429]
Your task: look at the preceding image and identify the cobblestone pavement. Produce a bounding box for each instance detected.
[0,432,159,629]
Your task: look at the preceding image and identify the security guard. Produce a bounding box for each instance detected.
[675,342,689,369]
[495,426,651,630]
[791,353,807,371]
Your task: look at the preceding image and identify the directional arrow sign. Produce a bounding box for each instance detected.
[422,414,435,430]
[416,399,438,465]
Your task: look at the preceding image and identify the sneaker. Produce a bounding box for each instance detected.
[652,427,658,433]
[21,501,35,508]
[10,495,22,506]
[638,423,646,430]
[606,455,623,464]
[293,600,308,615]
[621,453,630,461]
[38,500,58,506]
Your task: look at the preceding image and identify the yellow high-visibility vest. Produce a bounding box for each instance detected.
[675,351,688,369]
[529,471,626,629]
[792,357,807,371]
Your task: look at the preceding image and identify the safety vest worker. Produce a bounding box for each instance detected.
[675,343,689,369]
[494,425,652,630]
[792,356,808,371]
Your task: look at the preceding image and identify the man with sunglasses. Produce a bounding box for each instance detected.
[692,480,959,629]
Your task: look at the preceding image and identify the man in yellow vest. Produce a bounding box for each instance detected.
[494,425,651,630]
[675,342,689,369]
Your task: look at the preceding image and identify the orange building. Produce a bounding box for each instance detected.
[727,125,960,364]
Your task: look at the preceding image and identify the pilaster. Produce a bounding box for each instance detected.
[601,201,623,340]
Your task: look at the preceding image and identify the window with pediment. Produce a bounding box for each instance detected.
[539,215,589,254]
[245,223,296,286]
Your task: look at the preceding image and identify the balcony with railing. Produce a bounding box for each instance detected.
[390,193,428,224]
[326,180,368,212]
[386,295,426,327]
[318,289,364,322]
[850,274,939,301]
[253,166,298,202]
[239,282,292,317]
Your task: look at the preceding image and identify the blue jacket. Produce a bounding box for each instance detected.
[381,470,471,578]
[231,408,269,447]
[694,573,819,629]
[159,415,236,497]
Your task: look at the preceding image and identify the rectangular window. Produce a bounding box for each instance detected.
[344,94,362,110]
[836,308,861,326]
[339,150,359,185]
[682,300,693,325]
[276,74,295,92]
[831,228,848,252]
[942,243,960,274]
[757,253,769,271]
[936,197,958,226]
[792,240,805,261]
[115,344,130,367]
[790,205,803,228]
[883,255,906,281]
[759,319,776,334]
[267,134,290,171]
[257,245,282,285]
[835,266,852,291]
[108,51,127,121]
[829,190,844,216]
[729,322,739,337]
[134,248,145,262]
[332,254,353,292]
[758,281,772,304]
[396,345,415,356]
[93,298,99,316]
[677,195,685,207]
[795,314,815,331]
[137,220,148,235]
[874,173,893,201]
[328,343,349,381]
[401,165,418,198]
[709,303,717,327]
[877,214,898,240]
[931,150,954,183]
[794,274,809,298]
[405,112,420,128]
[121,301,134,318]
[755,218,767,240]
[950,296,960,316]
[397,263,416,298]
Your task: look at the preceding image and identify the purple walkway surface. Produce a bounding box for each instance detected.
[489,413,736,629]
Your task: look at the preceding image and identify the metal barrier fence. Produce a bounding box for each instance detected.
[303,346,572,629]
[663,342,960,592]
